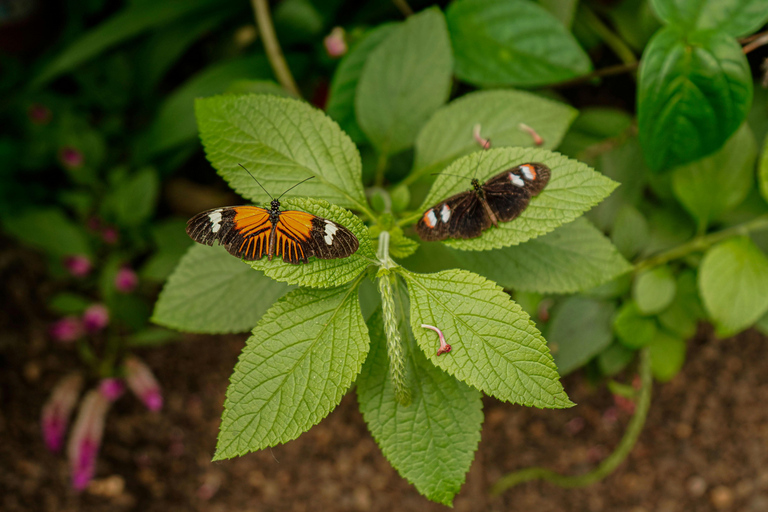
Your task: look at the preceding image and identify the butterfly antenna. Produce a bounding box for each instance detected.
[238,164,274,200]
[277,176,315,200]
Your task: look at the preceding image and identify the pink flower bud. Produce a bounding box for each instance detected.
[49,316,84,343]
[68,390,110,491]
[28,103,52,125]
[86,217,102,232]
[124,356,163,411]
[58,146,84,169]
[114,267,138,293]
[63,255,92,278]
[98,378,124,402]
[324,27,347,58]
[101,226,119,245]
[82,304,109,333]
[41,373,83,452]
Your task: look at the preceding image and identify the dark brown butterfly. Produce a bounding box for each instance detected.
[415,162,551,241]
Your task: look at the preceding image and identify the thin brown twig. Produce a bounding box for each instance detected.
[547,62,640,89]
[251,0,301,98]
[743,31,768,54]
[739,30,768,44]
[392,0,413,17]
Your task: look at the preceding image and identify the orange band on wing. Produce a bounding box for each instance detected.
[233,206,270,235]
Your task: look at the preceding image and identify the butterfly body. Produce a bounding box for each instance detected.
[416,162,550,241]
[187,199,359,264]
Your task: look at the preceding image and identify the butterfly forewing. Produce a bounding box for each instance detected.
[415,188,492,241]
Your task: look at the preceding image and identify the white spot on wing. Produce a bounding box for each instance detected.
[440,204,451,223]
[426,209,437,228]
[510,173,525,187]
[209,210,223,233]
[520,165,534,180]
[324,220,338,245]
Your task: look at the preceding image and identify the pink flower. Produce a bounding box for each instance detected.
[98,378,124,402]
[473,124,491,149]
[58,146,84,169]
[68,390,110,491]
[421,324,452,356]
[124,356,163,411]
[82,304,109,333]
[28,103,52,125]
[86,217,101,232]
[41,373,83,452]
[101,226,119,245]
[114,267,138,293]
[49,316,84,343]
[324,27,347,58]
[63,255,92,278]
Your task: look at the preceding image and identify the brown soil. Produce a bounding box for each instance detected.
[3,253,768,511]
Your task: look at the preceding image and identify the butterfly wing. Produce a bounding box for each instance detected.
[186,206,271,260]
[415,189,492,241]
[483,162,551,222]
[276,211,359,264]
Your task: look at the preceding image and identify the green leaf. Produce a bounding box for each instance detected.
[246,198,374,288]
[611,204,650,259]
[214,283,369,459]
[657,269,703,339]
[610,0,661,52]
[633,265,676,315]
[640,205,695,257]
[225,79,293,97]
[614,301,658,348]
[356,8,452,155]
[637,26,752,171]
[597,342,636,376]
[452,217,632,294]
[672,124,757,228]
[388,228,420,260]
[403,269,573,408]
[412,89,578,178]
[49,292,92,315]
[759,134,768,204]
[446,0,592,87]
[699,236,768,337]
[546,297,616,376]
[537,0,578,27]
[650,0,768,37]
[418,147,618,251]
[105,167,160,227]
[357,307,482,505]
[126,327,180,347]
[152,245,290,334]
[32,0,219,87]
[558,108,633,160]
[3,208,91,258]
[195,94,368,213]
[326,24,397,143]
[140,218,194,281]
[648,330,686,381]
[137,56,275,160]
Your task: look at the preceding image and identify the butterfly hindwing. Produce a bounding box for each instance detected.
[416,190,492,241]
[274,210,360,264]
[483,162,550,222]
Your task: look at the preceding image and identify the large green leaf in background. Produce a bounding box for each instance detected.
[446,0,591,87]
[214,284,369,459]
[403,269,573,408]
[195,95,368,212]
[637,26,752,171]
[358,306,482,506]
[356,8,453,155]
[152,245,290,333]
[651,0,768,37]
[412,89,578,178]
[3,208,91,258]
[699,236,768,337]
[418,147,618,251]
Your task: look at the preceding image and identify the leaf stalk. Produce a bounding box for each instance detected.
[250,0,301,97]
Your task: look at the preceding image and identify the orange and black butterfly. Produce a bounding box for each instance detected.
[186,167,359,264]
[415,162,551,241]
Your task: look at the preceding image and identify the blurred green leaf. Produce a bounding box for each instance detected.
[225,80,293,97]
[140,218,193,281]
[640,205,696,257]
[127,327,180,347]
[637,26,752,171]
[597,342,636,376]
[105,167,160,227]
[446,0,591,87]
[657,269,703,339]
[633,265,676,315]
[49,292,92,315]
[614,301,658,348]
[3,208,91,258]
[546,297,616,376]
[650,0,768,37]
[672,124,756,229]
[609,0,661,51]
[611,204,650,259]
[356,8,452,155]
[537,0,578,27]
[648,330,685,381]
[557,107,633,160]
[759,134,768,204]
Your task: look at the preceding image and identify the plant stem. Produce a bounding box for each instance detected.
[633,214,768,273]
[549,62,640,89]
[580,5,637,67]
[392,0,413,17]
[251,0,301,98]
[743,31,768,54]
[492,347,652,494]
[374,152,389,187]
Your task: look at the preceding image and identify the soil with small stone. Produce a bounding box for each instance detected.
[2,246,768,512]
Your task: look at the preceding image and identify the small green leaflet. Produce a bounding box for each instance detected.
[356,8,453,155]
[214,283,369,459]
[633,265,676,315]
[699,236,768,337]
[614,301,658,349]
[403,269,573,408]
[152,244,290,334]
[648,330,686,382]
[195,94,368,212]
[246,198,374,288]
[418,147,618,251]
[452,217,631,294]
[413,89,577,178]
[357,307,482,505]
